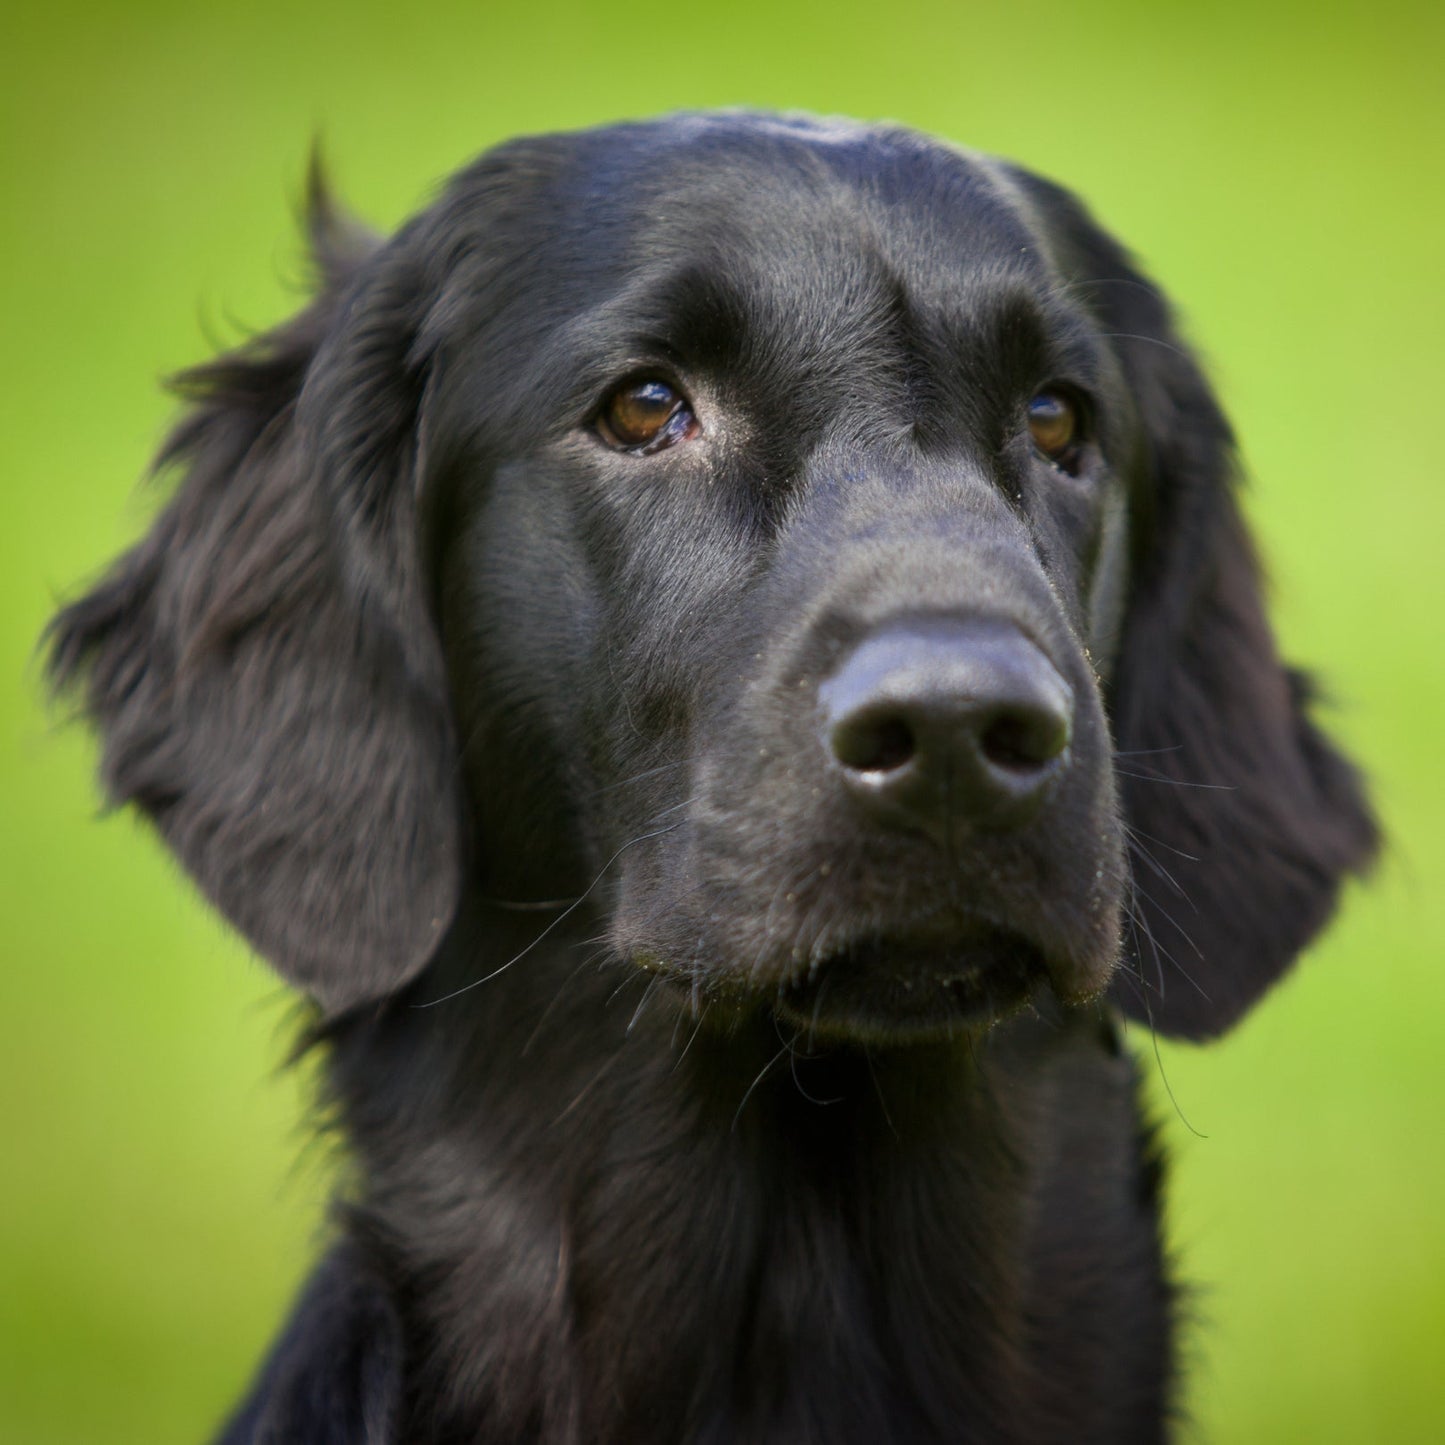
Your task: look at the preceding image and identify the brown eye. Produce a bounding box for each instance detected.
[1027,391,1083,472]
[596,378,698,453]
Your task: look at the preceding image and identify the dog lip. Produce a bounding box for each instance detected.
[770,921,1050,1039]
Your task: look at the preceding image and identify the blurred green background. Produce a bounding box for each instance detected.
[3,1,1441,1440]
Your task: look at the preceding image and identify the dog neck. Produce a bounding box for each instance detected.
[323,906,1150,1442]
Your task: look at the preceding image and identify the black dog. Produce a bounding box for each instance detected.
[50,113,1376,1442]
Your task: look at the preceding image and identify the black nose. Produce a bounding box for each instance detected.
[820,619,1073,840]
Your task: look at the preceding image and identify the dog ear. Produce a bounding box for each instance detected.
[47,174,463,1015]
[1009,168,1379,1039]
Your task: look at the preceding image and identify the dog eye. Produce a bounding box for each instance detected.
[596,378,698,454]
[1027,391,1083,473]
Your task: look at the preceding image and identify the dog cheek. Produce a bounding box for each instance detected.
[439,474,609,889]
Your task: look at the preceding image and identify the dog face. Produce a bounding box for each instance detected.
[50,113,1375,1044]
[430,118,1132,1039]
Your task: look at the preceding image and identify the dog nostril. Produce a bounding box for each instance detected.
[831,714,916,774]
[979,709,1070,773]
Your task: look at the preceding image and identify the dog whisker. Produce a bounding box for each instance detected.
[1122,822,1201,864]
[588,757,697,797]
[519,950,609,1057]
[482,895,582,911]
[862,1044,901,1142]
[1114,767,1235,791]
[1096,330,1194,362]
[625,974,664,1036]
[413,820,682,1008]
[1127,967,1208,1140]
[670,1001,712,1070]
[1124,827,1195,906]
[552,1048,626,1128]
[730,1042,790,1133]
[786,1030,844,1107]
[1127,873,1209,973]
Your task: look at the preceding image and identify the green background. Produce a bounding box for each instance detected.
[3,2,1441,1440]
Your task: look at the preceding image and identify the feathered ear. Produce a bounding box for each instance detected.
[46,173,464,1015]
[1011,168,1379,1039]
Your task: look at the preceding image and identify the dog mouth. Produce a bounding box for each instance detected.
[768,922,1048,1042]
[627,916,1049,1043]
[616,824,1125,1044]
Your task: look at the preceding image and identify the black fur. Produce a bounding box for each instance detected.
[48,113,1376,1443]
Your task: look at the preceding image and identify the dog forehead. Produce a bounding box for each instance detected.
[439,113,1052,317]
[589,113,1047,287]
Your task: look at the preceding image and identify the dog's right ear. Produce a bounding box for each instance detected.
[46,176,464,1015]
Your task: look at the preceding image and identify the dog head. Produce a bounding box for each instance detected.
[49,113,1376,1043]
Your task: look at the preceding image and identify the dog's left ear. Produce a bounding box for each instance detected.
[1009,167,1379,1039]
